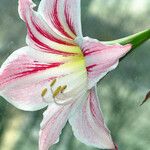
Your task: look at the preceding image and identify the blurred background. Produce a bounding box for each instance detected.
[0,0,150,150]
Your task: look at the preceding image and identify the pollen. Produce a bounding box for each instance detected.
[61,85,67,93]
[41,88,48,97]
[41,79,68,103]
[53,86,62,98]
[50,79,57,87]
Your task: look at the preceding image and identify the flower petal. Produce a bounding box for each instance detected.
[69,87,115,149]
[80,37,132,88]
[0,46,86,111]
[38,0,82,38]
[39,89,88,150]
[39,103,73,150]
[0,47,59,110]
[18,0,82,55]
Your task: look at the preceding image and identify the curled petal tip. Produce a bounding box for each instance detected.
[140,90,150,106]
[115,144,119,150]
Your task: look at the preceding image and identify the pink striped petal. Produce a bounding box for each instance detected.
[18,0,81,56]
[0,46,87,111]
[69,87,115,149]
[63,0,82,37]
[39,103,73,150]
[80,37,132,88]
[38,0,82,38]
[0,47,63,110]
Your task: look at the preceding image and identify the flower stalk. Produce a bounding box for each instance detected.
[106,29,150,49]
[105,29,150,60]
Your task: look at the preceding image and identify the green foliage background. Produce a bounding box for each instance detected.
[0,0,150,150]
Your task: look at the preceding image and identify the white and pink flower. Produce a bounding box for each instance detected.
[0,0,132,150]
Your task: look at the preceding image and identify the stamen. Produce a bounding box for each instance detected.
[41,88,48,97]
[53,87,86,106]
[41,81,86,106]
[53,86,62,98]
[61,85,67,93]
[50,79,57,87]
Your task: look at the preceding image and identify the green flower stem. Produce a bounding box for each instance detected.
[105,29,150,50]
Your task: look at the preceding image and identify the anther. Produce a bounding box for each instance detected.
[61,85,67,93]
[50,79,57,87]
[41,88,48,97]
[53,86,62,98]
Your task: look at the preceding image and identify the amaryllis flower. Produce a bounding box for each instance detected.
[0,0,132,150]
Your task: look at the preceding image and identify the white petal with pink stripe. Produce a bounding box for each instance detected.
[69,87,115,149]
[38,0,82,39]
[78,37,132,89]
[0,46,87,111]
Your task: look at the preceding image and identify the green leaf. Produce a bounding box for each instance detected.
[105,29,150,50]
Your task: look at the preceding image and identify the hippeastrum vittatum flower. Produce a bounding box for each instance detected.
[0,0,132,150]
